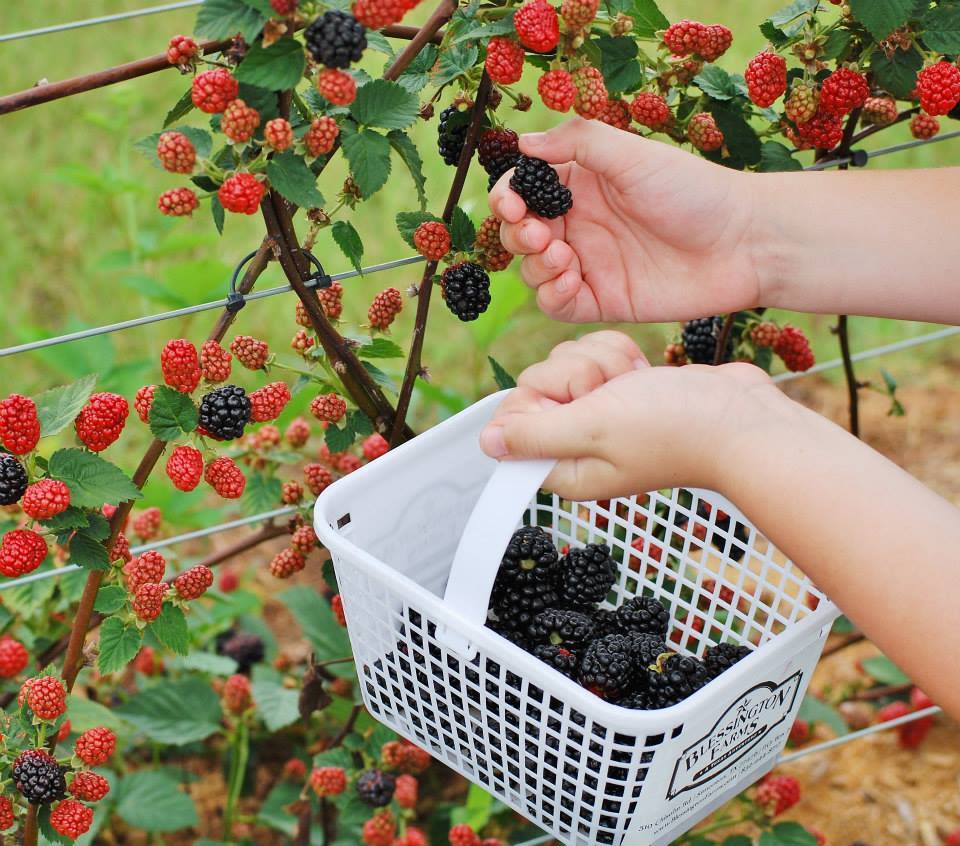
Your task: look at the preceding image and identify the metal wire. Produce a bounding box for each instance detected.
[0,254,425,358]
[0,505,296,592]
[0,2,204,44]
[806,129,960,170]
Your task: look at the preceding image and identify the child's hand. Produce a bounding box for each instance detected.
[489,119,764,324]
[480,333,777,500]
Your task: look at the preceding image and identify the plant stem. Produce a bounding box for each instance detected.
[223,720,250,843]
[713,313,736,365]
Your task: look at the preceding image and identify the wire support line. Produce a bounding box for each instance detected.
[0,254,425,358]
[0,505,297,592]
[772,325,960,383]
[0,2,204,43]
[805,128,960,170]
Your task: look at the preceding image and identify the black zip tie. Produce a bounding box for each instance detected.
[302,250,332,291]
[849,149,869,167]
[227,249,260,313]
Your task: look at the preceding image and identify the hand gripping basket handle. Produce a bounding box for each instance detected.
[436,458,556,658]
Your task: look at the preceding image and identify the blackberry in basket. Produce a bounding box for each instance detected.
[704,642,752,679]
[531,644,580,679]
[527,608,595,650]
[559,543,616,607]
[615,595,670,638]
[489,526,562,633]
[645,652,710,709]
[578,634,637,701]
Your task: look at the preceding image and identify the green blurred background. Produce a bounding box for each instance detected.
[1,0,958,528]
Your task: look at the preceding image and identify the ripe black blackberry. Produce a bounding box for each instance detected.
[528,608,595,650]
[487,620,532,651]
[615,596,669,638]
[619,689,651,710]
[531,644,579,678]
[591,608,620,638]
[440,262,491,322]
[560,543,616,608]
[304,10,367,68]
[681,316,731,365]
[578,634,636,701]
[704,642,752,679]
[0,453,28,506]
[198,385,251,441]
[628,632,669,668]
[12,749,67,805]
[645,653,709,708]
[489,526,562,634]
[509,156,573,219]
[215,629,265,673]
[437,105,471,165]
[478,127,520,186]
[355,769,396,806]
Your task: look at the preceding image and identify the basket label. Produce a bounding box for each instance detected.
[666,671,802,799]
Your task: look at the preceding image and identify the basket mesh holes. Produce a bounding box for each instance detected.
[336,512,351,528]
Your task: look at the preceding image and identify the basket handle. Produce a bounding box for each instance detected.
[436,458,556,657]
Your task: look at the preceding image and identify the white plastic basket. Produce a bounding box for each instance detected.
[314,391,838,846]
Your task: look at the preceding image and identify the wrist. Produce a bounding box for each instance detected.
[745,174,797,310]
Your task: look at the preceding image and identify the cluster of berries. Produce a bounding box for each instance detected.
[123,547,214,621]
[485,527,751,709]
[668,317,815,373]
[875,686,937,748]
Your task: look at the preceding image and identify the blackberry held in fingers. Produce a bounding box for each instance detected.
[356,769,396,807]
[509,156,572,219]
[615,596,669,638]
[305,10,367,69]
[560,543,616,607]
[478,128,521,185]
[441,262,491,322]
[198,385,251,440]
[646,652,709,708]
[578,634,636,700]
[0,454,28,506]
[704,642,752,679]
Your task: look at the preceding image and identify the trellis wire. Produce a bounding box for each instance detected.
[0,2,204,44]
[806,129,960,170]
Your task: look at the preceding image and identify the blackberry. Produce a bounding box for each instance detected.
[628,632,669,668]
[478,127,521,186]
[619,689,651,710]
[304,10,367,69]
[560,543,616,608]
[441,262,491,322]
[12,749,67,805]
[215,629,265,673]
[486,620,532,651]
[489,526,562,634]
[615,596,669,638]
[704,642,752,680]
[508,156,573,219]
[528,608,595,650]
[646,653,709,708]
[198,385,251,440]
[578,634,636,701]
[591,608,621,638]
[531,644,579,678]
[0,454,28,506]
[681,316,731,365]
[437,106,471,166]
[356,769,396,807]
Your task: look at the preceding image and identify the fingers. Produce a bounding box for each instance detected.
[489,164,573,224]
[499,217,553,256]
[480,396,602,461]
[519,118,641,179]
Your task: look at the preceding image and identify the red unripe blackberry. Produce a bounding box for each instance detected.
[699,24,732,62]
[917,61,960,116]
[394,774,418,808]
[204,456,247,498]
[250,382,292,422]
[223,673,253,714]
[485,37,525,85]
[22,480,71,520]
[133,645,162,675]
[174,564,214,600]
[271,0,299,13]
[561,0,599,29]
[200,340,232,383]
[219,569,239,592]
[794,109,843,150]
[310,393,347,423]
[270,547,306,578]
[475,215,512,272]
[132,583,169,622]
[311,766,347,796]
[304,115,340,158]
[449,824,481,846]
[788,718,811,745]
[401,828,429,846]
[291,525,317,555]
[281,480,304,504]
[133,506,162,541]
[338,453,362,474]
[750,321,780,349]
[230,335,270,370]
[74,392,128,452]
[285,416,311,447]
[1,529,49,577]
[745,52,787,108]
[363,809,396,846]
[26,675,67,720]
[157,131,196,174]
[319,281,344,319]
[75,727,116,766]
[785,81,819,124]
[819,67,869,116]
[110,531,132,564]
[754,774,801,816]
[166,445,204,491]
[0,637,29,678]
[262,117,294,151]
[161,338,202,393]
[773,325,814,372]
[362,433,388,460]
[571,65,608,119]
[861,95,898,127]
[413,221,451,261]
[157,187,198,216]
[0,394,41,455]
[316,68,357,106]
[664,342,687,366]
[221,99,261,143]
[662,20,707,57]
[304,463,333,495]
[687,112,723,151]
[0,795,13,830]
[282,758,307,780]
[538,69,575,112]
[167,34,199,66]
[368,288,404,330]
[629,91,670,128]
[218,173,265,215]
[134,385,156,423]
[514,0,559,53]
[599,98,632,131]
[331,593,346,626]
[191,68,239,114]
[910,113,939,139]
[124,550,167,593]
[69,771,111,802]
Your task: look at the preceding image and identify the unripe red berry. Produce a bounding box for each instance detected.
[599,98,632,131]
[132,583,169,622]
[0,529,48,577]
[264,117,294,151]
[363,810,396,846]
[191,68,239,114]
[69,771,111,802]
[75,392,128,452]
[204,457,247,499]
[449,823,481,846]
[166,445,204,492]
[910,112,940,139]
[223,673,253,713]
[754,774,801,816]
[475,215,512,272]
[22,480,71,520]
[230,335,270,370]
[794,109,843,150]
[773,325,814,372]
[316,68,357,106]
[304,463,333,495]
[629,91,670,128]
[219,173,265,215]
[698,24,732,62]
[310,766,347,796]
[133,506,163,541]
[917,61,960,116]
[310,393,347,423]
[157,187,198,216]
[394,774,418,809]
[662,20,707,57]
[174,564,214,600]
[0,394,41,455]
[571,66,608,119]
[157,131,196,174]
[331,594,346,626]
[26,675,67,721]
[0,637,29,678]
[561,0,599,29]
[161,338,202,393]
[250,382,292,422]
[362,433,389,460]
[514,0,559,53]
[134,385,156,423]
[538,69,575,112]
[200,340,232,383]
[687,112,723,151]
[861,95,898,127]
[285,416,311,447]
[51,799,94,840]
[75,726,117,766]
[0,795,13,831]
[413,221,452,261]
[270,547,306,578]
[352,0,414,29]
[818,67,869,116]
[167,34,199,66]
[221,99,261,143]
[745,52,787,108]
[124,550,167,593]
[291,525,318,554]
[485,37,525,85]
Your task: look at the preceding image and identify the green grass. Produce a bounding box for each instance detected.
[1,0,957,454]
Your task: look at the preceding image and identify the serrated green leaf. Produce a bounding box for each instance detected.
[433,42,479,88]
[211,195,225,235]
[252,676,301,731]
[169,651,239,675]
[149,385,199,441]
[449,207,476,252]
[759,20,789,47]
[235,37,306,90]
[450,783,494,829]
[41,506,91,533]
[870,47,923,98]
[98,616,144,675]
[488,356,517,389]
[849,0,920,39]
[721,837,753,846]
[267,151,325,209]
[94,585,128,614]
[359,338,404,359]
[116,677,223,744]
[164,89,196,128]
[759,141,803,172]
[49,448,142,509]
[313,747,354,769]
[195,0,267,42]
[797,692,849,736]
[759,832,784,846]
[331,220,364,274]
[861,655,911,685]
[695,65,739,101]
[822,28,852,60]
[350,78,420,130]
[340,125,392,198]
[279,585,351,664]
[325,422,357,452]
[596,35,641,94]
[396,210,441,248]
[361,360,397,392]
[35,375,97,437]
[388,130,428,211]
[769,0,819,31]
[772,822,819,846]
[453,14,517,43]
[117,770,198,832]
[149,604,190,656]
[630,0,669,37]
[707,100,762,166]
[923,4,960,52]
[243,472,282,516]
[347,409,374,436]
[394,44,438,94]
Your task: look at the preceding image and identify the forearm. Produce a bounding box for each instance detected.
[712,389,960,719]
[751,168,960,324]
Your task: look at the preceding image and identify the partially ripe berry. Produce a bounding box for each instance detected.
[22,480,71,520]
[304,116,340,156]
[223,673,253,713]
[598,98,632,131]
[167,35,199,66]
[0,637,29,678]
[285,416,311,447]
[219,173,265,215]
[368,288,404,330]
[413,221,451,261]
[200,340,232,383]
[157,187,198,216]
[910,112,939,139]
[75,727,117,766]
[1,529,49,577]
[687,112,723,151]
[270,547,306,578]
[316,68,357,106]
[310,393,347,423]
[538,69,575,112]
[861,95,898,127]
[304,463,333,495]
[698,24,732,62]
[561,0,599,29]
[230,335,269,370]
[629,91,670,129]
[133,507,163,541]
[264,117,294,151]
[157,132,196,174]
[311,766,347,796]
[485,37,525,85]
[191,68,239,114]
[204,457,247,499]
[221,99,261,143]
[161,339,201,393]
[571,66,607,119]
[50,799,94,840]
[174,564,214,600]
[745,52,787,108]
[250,382,292,422]
[514,0,560,53]
[165,445,204,492]
[0,394,41,455]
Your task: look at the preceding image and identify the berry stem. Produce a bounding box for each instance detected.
[223,719,250,843]
[712,313,736,366]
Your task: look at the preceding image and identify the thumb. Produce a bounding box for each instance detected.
[520,117,640,178]
[479,399,597,461]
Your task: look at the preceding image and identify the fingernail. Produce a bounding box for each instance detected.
[554,273,569,294]
[479,426,507,458]
[523,132,547,148]
[544,242,562,268]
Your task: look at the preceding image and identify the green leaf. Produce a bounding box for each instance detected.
[759,141,803,172]
[396,210,441,248]
[116,770,198,832]
[861,655,911,685]
[195,0,268,42]
[258,781,301,835]
[243,472,282,516]
[759,20,790,47]
[41,506,92,533]
[168,651,239,676]
[759,832,784,846]
[596,35,641,94]
[148,385,199,441]
[235,38,306,90]
[773,822,819,846]
[870,47,923,98]
[331,220,364,274]
[769,0,819,35]
[164,90,196,128]
[35,375,97,437]
[340,125,392,198]
[66,693,131,733]
[453,14,517,43]
[237,81,280,121]
[279,585,351,665]
[450,207,476,253]
[850,0,921,39]
[211,196,225,235]
[388,130,428,211]
[695,65,740,101]
[630,0,669,37]
[98,616,144,675]
[359,338,404,359]
[49,448,142,508]
[797,693,849,736]
[722,837,753,846]
[252,675,301,731]
[350,79,420,130]
[923,4,960,52]
[267,151,325,209]
[116,677,223,744]
[347,409,374,437]
[69,530,110,571]
[325,422,357,453]
[821,28,853,60]
[148,604,190,656]
[94,585,128,614]
[433,42,479,88]
[394,44,438,94]
[488,356,517,389]
[450,783,494,829]
[314,747,355,769]
[707,100,762,166]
